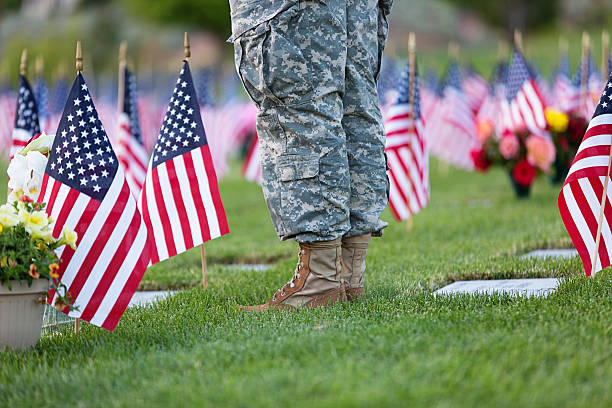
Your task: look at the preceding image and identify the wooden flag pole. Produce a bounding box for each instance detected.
[117,41,127,115]
[75,41,82,334]
[497,40,508,62]
[35,55,44,79]
[183,32,208,289]
[514,29,523,53]
[558,36,568,61]
[602,30,610,81]
[406,32,416,232]
[580,32,590,109]
[20,49,27,76]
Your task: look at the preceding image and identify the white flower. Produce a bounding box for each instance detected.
[7,151,48,202]
[21,132,55,155]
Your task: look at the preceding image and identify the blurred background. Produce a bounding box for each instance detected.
[1,0,612,167]
[2,0,612,87]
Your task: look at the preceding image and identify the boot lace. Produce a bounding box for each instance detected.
[272,249,305,302]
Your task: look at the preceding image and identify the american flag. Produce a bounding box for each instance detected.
[559,74,612,276]
[197,68,215,108]
[573,52,603,119]
[421,69,442,122]
[242,131,261,184]
[37,73,150,330]
[116,67,148,194]
[462,66,489,114]
[477,62,507,133]
[0,92,16,158]
[503,50,547,136]
[35,75,51,133]
[11,75,41,158]
[139,61,229,265]
[427,61,478,169]
[552,53,578,112]
[385,61,429,220]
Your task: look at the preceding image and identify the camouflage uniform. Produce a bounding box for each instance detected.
[230,0,392,243]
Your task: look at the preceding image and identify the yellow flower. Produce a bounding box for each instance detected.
[60,226,78,250]
[32,226,54,243]
[28,263,39,279]
[49,263,60,279]
[545,108,569,133]
[0,256,7,267]
[0,212,19,228]
[0,204,16,216]
[0,224,3,233]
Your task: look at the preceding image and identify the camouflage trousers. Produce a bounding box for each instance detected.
[230,0,392,242]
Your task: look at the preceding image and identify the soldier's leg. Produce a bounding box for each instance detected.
[230,0,352,309]
[230,0,350,243]
[342,0,390,239]
[340,0,392,299]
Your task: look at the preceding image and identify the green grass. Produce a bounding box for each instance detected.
[2,160,611,407]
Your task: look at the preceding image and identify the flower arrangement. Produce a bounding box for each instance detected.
[1,132,77,312]
[545,108,588,183]
[470,123,556,196]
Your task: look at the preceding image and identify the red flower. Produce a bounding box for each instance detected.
[19,195,34,203]
[470,148,492,172]
[512,158,537,187]
[568,116,588,144]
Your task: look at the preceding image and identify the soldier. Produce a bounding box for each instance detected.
[229,0,393,309]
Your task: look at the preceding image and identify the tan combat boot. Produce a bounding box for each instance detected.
[340,233,371,301]
[242,238,347,311]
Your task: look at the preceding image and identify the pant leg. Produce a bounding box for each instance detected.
[230,0,350,242]
[342,0,391,238]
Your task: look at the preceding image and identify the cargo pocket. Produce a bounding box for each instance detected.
[276,153,323,236]
[230,0,314,109]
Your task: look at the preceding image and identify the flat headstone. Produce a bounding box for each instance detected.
[128,291,176,308]
[434,278,560,298]
[225,264,271,272]
[521,249,577,260]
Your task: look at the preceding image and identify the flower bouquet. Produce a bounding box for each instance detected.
[0,133,77,349]
[470,123,555,198]
[545,108,588,183]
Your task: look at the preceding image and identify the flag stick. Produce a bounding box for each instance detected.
[20,49,27,76]
[406,32,416,231]
[183,31,208,288]
[580,32,589,109]
[590,143,612,276]
[514,29,523,53]
[35,55,44,79]
[558,36,568,61]
[602,30,610,81]
[497,40,508,62]
[75,41,82,334]
[117,42,127,115]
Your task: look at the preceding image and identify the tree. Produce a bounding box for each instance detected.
[118,0,230,38]
[443,0,559,33]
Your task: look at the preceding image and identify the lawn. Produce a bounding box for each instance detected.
[2,159,610,407]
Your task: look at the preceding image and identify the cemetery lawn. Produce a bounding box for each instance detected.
[2,161,612,407]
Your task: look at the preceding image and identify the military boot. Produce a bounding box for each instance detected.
[340,233,371,301]
[242,238,346,311]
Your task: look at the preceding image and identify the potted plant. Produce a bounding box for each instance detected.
[470,122,555,198]
[0,133,77,350]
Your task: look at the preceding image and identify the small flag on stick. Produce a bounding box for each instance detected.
[38,42,151,330]
[559,72,612,276]
[138,36,229,266]
[385,33,429,221]
[116,42,148,195]
[12,49,41,158]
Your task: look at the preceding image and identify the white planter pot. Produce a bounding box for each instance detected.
[0,279,49,350]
